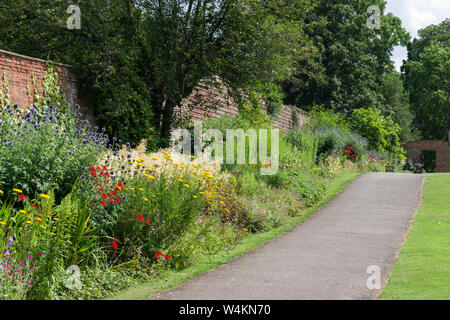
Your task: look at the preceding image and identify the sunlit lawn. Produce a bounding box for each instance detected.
[381,174,450,300]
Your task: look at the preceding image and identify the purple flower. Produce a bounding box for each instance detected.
[5,236,13,249]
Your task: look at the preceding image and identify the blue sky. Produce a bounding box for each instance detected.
[385,0,450,71]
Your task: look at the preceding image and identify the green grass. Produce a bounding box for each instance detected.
[381,173,450,300]
[108,171,362,300]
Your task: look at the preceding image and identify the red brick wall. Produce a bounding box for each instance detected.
[0,49,79,108]
[405,140,450,172]
[1,50,308,133]
[177,78,309,132]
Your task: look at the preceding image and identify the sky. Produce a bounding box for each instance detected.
[385,0,450,71]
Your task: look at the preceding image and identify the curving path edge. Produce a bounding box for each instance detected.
[153,173,425,300]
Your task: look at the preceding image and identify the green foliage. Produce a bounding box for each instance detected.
[0,101,105,203]
[379,72,418,142]
[350,107,404,160]
[404,19,450,140]
[281,170,326,207]
[285,129,318,168]
[283,0,410,113]
[307,106,349,131]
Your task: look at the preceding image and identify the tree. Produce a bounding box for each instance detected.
[0,0,312,147]
[379,72,417,142]
[282,0,409,114]
[350,107,403,159]
[403,19,450,141]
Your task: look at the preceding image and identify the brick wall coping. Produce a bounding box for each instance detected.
[0,49,71,69]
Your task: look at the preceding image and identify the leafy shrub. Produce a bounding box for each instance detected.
[308,105,349,131]
[77,160,205,265]
[281,170,326,206]
[203,175,248,228]
[0,103,106,203]
[312,127,368,161]
[243,189,304,232]
[349,107,405,160]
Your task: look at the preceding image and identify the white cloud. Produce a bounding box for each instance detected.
[385,0,450,70]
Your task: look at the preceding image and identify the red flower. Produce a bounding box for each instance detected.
[99,200,107,207]
[110,190,117,196]
[103,166,108,170]
[112,238,119,250]
[101,193,108,199]
[137,214,144,222]
[165,255,171,260]
[19,194,27,201]
[146,219,150,225]
[98,188,104,192]
[115,198,120,203]
[104,179,109,184]
[33,204,39,209]
[91,172,97,178]
[89,166,96,171]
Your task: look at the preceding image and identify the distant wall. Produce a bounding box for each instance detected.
[177,78,309,132]
[1,49,308,133]
[405,139,450,172]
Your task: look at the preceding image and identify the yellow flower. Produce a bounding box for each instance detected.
[149,175,155,179]
[39,193,50,199]
[193,171,198,175]
[190,155,195,159]
[12,188,23,194]
[26,221,32,224]
[178,179,183,182]
[219,201,225,205]
[137,158,145,163]
[19,210,27,214]
[129,187,135,190]
[197,178,202,182]
[184,184,190,188]
[143,197,149,201]
[199,192,204,195]
[193,195,198,199]
[41,226,46,230]
[50,232,56,236]
[163,163,169,166]
[53,218,60,221]
[0,221,6,225]
[0,190,3,195]
[192,164,198,168]
[138,188,144,191]
[152,157,158,160]
[154,164,160,168]
[180,165,186,169]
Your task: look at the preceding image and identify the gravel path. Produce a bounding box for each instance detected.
[153,173,424,300]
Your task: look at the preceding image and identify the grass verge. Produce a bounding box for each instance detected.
[108,171,362,300]
[381,173,450,300]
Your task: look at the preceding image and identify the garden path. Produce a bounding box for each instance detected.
[153,173,424,300]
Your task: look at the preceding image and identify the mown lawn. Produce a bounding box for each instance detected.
[381,173,450,300]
